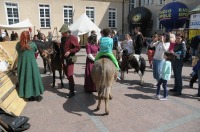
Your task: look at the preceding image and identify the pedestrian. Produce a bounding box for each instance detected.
[10,31,16,41]
[84,34,99,93]
[155,51,174,101]
[122,34,133,54]
[110,30,118,57]
[47,31,53,42]
[189,61,199,88]
[16,31,44,101]
[169,34,187,96]
[133,27,143,55]
[196,41,200,98]
[146,34,157,68]
[150,33,170,87]
[94,28,120,80]
[59,24,80,98]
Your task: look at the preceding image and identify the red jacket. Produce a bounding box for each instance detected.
[64,35,80,55]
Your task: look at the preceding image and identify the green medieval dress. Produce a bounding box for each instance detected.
[16,41,44,99]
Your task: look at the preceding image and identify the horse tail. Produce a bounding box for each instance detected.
[139,56,146,75]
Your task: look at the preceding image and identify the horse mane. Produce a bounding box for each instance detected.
[32,40,53,50]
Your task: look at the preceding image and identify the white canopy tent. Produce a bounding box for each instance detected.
[69,13,101,39]
[0,18,33,30]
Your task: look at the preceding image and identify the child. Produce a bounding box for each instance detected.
[156,51,175,101]
[94,28,120,80]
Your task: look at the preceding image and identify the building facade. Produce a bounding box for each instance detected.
[0,0,199,38]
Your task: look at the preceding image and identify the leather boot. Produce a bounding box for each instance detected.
[65,83,75,98]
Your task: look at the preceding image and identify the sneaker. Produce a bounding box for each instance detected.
[117,72,121,80]
[159,97,167,101]
[152,83,157,88]
[152,95,161,99]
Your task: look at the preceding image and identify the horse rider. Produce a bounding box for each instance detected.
[59,24,80,98]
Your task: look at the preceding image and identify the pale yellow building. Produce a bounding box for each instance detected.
[0,0,199,39]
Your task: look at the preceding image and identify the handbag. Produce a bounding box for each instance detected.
[191,56,199,67]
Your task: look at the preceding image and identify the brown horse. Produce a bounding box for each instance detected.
[33,40,63,88]
[49,41,64,88]
[91,57,117,115]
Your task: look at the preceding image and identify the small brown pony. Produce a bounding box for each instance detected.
[91,57,117,115]
[33,40,63,88]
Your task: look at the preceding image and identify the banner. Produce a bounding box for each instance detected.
[190,13,200,29]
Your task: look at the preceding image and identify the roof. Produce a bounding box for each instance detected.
[190,5,200,14]
[69,13,101,37]
[0,18,33,29]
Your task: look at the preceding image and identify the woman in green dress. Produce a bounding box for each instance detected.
[16,31,44,101]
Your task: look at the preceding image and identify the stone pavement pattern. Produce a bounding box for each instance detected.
[22,49,200,132]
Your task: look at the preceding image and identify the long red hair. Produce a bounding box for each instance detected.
[20,31,31,50]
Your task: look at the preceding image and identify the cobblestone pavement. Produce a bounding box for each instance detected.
[22,48,200,132]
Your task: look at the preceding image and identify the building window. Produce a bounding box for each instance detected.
[141,0,145,6]
[39,4,50,28]
[86,7,95,22]
[108,8,117,28]
[146,0,152,5]
[159,0,165,5]
[64,6,73,24]
[129,0,135,11]
[5,2,19,25]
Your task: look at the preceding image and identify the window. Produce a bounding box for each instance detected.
[39,4,50,28]
[146,0,152,5]
[86,7,95,22]
[129,0,135,11]
[5,2,19,25]
[64,6,73,24]
[108,8,117,28]
[141,0,145,6]
[159,0,165,5]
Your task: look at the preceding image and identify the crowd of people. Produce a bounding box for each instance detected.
[10,24,200,103]
[0,29,18,41]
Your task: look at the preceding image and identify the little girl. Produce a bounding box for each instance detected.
[156,51,174,101]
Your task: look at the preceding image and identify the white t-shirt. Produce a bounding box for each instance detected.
[151,41,170,60]
[124,39,133,54]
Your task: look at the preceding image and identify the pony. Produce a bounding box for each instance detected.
[91,57,117,115]
[49,41,64,88]
[32,40,53,74]
[33,40,64,88]
[117,49,146,85]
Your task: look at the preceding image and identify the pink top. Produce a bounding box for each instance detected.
[168,42,175,52]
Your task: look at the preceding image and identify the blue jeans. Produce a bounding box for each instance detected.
[172,59,183,93]
[153,59,164,82]
[156,78,168,98]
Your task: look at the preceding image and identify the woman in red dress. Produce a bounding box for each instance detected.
[84,34,99,92]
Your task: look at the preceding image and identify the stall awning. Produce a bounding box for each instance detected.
[0,18,33,30]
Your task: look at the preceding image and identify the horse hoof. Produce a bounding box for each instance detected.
[105,111,109,115]
[109,96,113,100]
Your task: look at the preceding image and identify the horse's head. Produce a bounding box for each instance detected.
[49,41,61,59]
